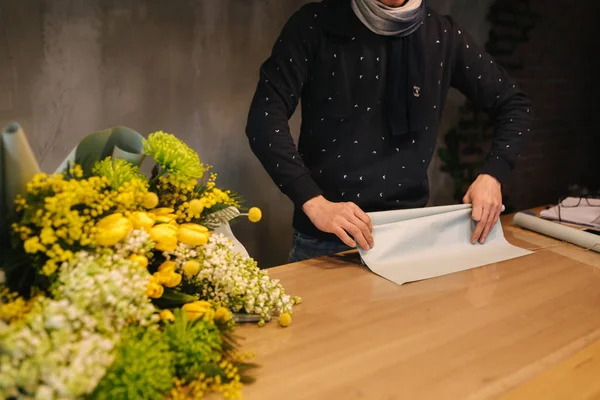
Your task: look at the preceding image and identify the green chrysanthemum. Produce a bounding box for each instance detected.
[143,131,205,181]
[163,310,223,381]
[92,157,148,189]
[90,326,173,400]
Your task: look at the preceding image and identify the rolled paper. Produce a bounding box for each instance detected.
[513,212,600,253]
[55,126,146,175]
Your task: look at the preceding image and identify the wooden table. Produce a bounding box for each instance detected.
[238,209,600,399]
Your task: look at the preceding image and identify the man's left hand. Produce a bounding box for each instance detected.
[463,174,503,244]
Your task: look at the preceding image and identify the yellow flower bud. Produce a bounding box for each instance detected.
[130,211,156,231]
[159,309,175,322]
[95,213,133,246]
[182,301,212,321]
[177,225,209,247]
[188,199,205,216]
[150,224,178,252]
[215,306,232,323]
[129,254,149,269]
[248,207,262,223]
[279,312,292,327]
[183,260,200,278]
[143,192,159,209]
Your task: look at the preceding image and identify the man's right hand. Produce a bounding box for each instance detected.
[302,196,374,250]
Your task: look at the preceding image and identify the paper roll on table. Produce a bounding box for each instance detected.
[513,212,600,253]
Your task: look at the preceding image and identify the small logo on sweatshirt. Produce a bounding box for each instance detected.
[413,86,421,97]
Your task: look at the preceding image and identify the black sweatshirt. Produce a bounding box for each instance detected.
[245,0,533,241]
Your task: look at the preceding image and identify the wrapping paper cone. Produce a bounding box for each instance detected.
[0,123,41,246]
[55,126,146,175]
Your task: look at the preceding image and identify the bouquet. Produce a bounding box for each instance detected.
[0,124,300,399]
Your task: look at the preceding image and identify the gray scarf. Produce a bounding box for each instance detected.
[351,0,424,37]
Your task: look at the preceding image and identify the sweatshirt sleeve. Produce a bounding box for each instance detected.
[245,6,323,208]
[448,19,533,185]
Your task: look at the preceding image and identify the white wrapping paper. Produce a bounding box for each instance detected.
[359,204,533,285]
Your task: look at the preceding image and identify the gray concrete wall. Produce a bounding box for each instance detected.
[0,0,493,268]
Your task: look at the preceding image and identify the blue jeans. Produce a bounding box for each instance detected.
[287,230,352,263]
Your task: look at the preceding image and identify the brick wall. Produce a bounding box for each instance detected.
[501,0,600,208]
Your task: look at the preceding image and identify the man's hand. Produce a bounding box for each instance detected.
[463,174,503,244]
[302,196,374,250]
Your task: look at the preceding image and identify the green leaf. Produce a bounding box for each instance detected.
[153,288,199,308]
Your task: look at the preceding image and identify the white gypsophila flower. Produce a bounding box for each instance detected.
[0,298,115,399]
[114,229,153,257]
[54,251,156,334]
[167,234,297,320]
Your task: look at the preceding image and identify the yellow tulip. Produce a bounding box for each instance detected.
[155,214,178,225]
[215,306,232,323]
[159,309,175,322]
[180,223,208,233]
[248,207,262,223]
[129,254,149,269]
[143,192,159,209]
[150,224,178,252]
[130,211,156,231]
[146,280,164,298]
[95,213,133,246]
[182,301,212,321]
[177,224,209,246]
[158,260,177,273]
[154,238,178,252]
[279,312,292,327]
[202,308,215,323]
[188,199,205,216]
[153,208,175,216]
[164,272,182,288]
[183,260,200,278]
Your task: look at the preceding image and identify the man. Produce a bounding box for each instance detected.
[245,0,532,263]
